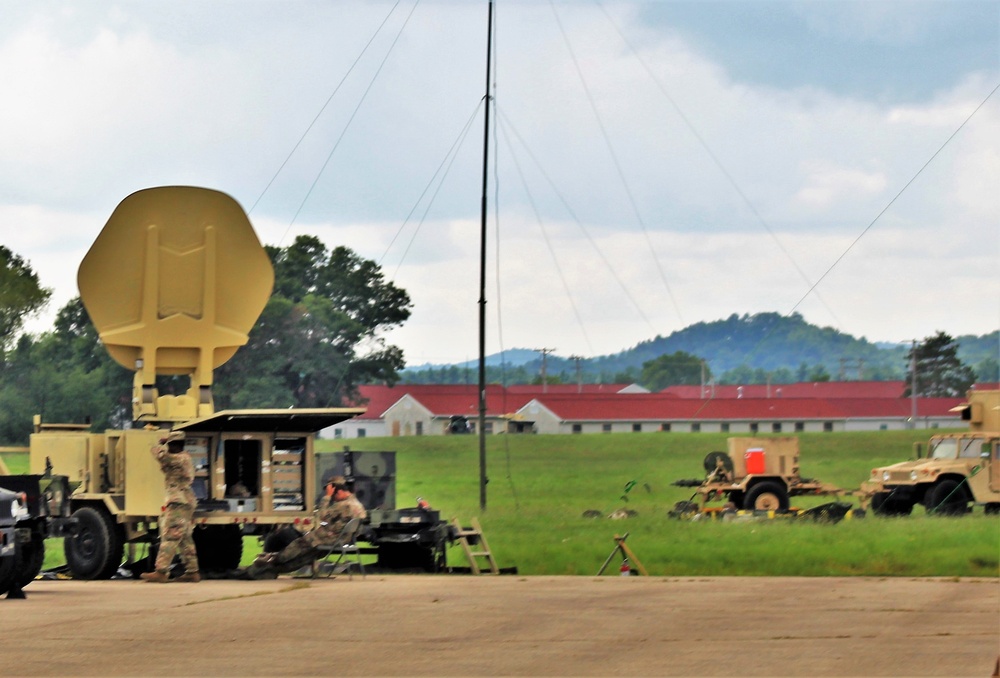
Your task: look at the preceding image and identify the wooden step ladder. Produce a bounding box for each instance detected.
[451,518,499,574]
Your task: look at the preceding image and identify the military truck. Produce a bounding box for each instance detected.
[0,486,26,595]
[26,187,368,578]
[1,450,75,595]
[862,390,1000,516]
[0,470,74,596]
[675,436,846,511]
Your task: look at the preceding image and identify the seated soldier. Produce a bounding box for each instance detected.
[241,476,366,579]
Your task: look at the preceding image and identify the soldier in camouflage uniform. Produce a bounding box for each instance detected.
[243,475,366,579]
[141,431,200,583]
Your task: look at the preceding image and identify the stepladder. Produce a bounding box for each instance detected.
[451,517,499,574]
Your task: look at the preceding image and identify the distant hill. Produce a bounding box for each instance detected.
[401,312,999,386]
[405,348,540,372]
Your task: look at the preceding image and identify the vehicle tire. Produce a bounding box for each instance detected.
[985,503,1000,515]
[16,536,45,588]
[925,479,967,516]
[743,482,789,511]
[192,524,244,572]
[0,545,18,596]
[64,506,124,580]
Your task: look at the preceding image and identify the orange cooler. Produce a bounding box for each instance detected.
[744,448,766,474]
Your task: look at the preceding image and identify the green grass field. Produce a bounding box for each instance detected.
[318,430,1000,577]
[4,430,998,577]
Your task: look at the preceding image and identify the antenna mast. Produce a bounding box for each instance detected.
[477,0,494,511]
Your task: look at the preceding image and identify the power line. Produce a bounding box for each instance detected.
[248,0,404,219]
[594,0,841,328]
[548,0,682,325]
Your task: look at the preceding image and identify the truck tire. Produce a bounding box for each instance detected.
[0,545,18,596]
[744,482,789,511]
[64,506,124,580]
[16,537,45,588]
[925,479,968,516]
[192,524,243,572]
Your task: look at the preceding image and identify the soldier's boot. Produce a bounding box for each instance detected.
[174,571,201,583]
[140,570,170,583]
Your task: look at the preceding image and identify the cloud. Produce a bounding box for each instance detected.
[4,1,998,364]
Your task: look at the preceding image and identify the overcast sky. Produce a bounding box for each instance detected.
[3,0,998,367]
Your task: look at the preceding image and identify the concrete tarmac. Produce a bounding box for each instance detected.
[4,575,999,677]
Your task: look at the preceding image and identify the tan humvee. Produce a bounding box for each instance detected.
[861,390,1000,516]
[862,432,1000,515]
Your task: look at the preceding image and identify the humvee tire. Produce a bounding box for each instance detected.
[924,479,968,516]
[16,538,45,589]
[65,506,124,580]
[744,481,789,511]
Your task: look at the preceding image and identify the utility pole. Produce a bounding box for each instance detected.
[535,347,556,394]
[838,358,865,380]
[569,355,584,393]
[910,339,918,429]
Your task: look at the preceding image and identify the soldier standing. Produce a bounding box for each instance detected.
[141,431,200,583]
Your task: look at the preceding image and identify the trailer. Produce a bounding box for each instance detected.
[673,437,850,511]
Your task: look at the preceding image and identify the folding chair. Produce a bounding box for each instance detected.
[313,517,365,580]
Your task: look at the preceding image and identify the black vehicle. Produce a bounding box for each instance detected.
[317,449,452,572]
[0,486,27,596]
[0,473,74,597]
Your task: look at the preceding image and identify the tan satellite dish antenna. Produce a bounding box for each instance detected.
[78,186,274,420]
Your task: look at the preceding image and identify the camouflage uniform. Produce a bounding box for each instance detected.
[246,489,366,578]
[152,442,199,576]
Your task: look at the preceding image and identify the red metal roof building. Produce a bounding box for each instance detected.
[661,381,907,399]
[517,393,963,434]
[325,382,966,438]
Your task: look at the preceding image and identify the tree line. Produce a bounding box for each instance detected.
[402,333,984,397]
[0,237,410,444]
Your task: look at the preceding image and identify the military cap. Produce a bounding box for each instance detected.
[326,475,347,489]
[163,431,186,444]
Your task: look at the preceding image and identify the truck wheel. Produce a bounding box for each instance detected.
[925,480,967,516]
[985,503,1000,515]
[0,545,18,596]
[744,482,789,511]
[192,524,244,572]
[16,538,45,589]
[64,506,124,580]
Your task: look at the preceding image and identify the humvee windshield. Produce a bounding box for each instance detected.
[929,438,986,460]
